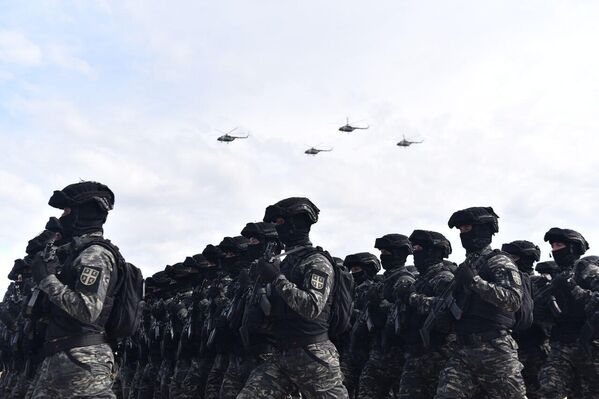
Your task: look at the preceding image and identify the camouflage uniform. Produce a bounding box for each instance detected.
[538,256,599,398]
[399,261,455,399]
[31,234,117,398]
[237,247,348,399]
[435,248,526,399]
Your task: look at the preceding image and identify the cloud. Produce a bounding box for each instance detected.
[0,31,42,66]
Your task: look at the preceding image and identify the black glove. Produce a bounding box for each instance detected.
[367,285,381,303]
[454,263,475,288]
[238,269,251,291]
[395,281,415,303]
[257,259,280,283]
[31,253,58,285]
[551,273,575,294]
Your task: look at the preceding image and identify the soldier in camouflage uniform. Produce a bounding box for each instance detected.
[238,197,348,399]
[435,207,526,399]
[342,253,380,398]
[396,230,455,399]
[29,181,118,398]
[538,228,599,398]
[501,240,547,399]
[357,234,415,399]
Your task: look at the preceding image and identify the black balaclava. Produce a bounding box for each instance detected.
[60,202,108,241]
[552,244,579,270]
[276,214,311,248]
[351,268,367,285]
[380,247,410,271]
[460,223,493,252]
[514,257,535,274]
[412,244,445,274]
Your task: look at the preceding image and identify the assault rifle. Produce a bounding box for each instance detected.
[419,279,462,348]
[534,275,563,318]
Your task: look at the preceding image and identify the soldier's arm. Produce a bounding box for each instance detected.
[571,263,599,302]
[272,253,333,320]
[38,245,114,324]
[409,271,454,314]
[470,255,523,312]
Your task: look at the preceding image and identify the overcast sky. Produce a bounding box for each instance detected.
[1,1,599,293]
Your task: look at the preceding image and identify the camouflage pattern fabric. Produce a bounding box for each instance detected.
[237,340,348,399]
[168,358,191,398]
[204,354,228,399]
[179,357,213,399]
[30,343,116,398]
[399,348,451,399]
[517,343,548,399]
[435,335,526,399]
[136,361,159,399]
[538,340,599,398]
[127,362,144,399]
[219,352,273,399]
[356,347,403,399]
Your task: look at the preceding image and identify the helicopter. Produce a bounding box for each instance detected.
[305,146,333,155]
[397,135,424,147]
[217,127,249,143]
[338,117,369,133]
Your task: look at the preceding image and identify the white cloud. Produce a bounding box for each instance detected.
[46,43,94,76]
[0,31,42,66]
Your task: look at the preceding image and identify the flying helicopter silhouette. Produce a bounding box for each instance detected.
[338,117,369,133]
[305,146,333,155]
[397,135,424,147]
[217,127,249,143]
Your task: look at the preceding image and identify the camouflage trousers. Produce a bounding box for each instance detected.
[118,362,137,399]
[30,343,116,398]
[179,356,214,399]
[154,358,174,399]
[435,335,526,399]
[237,340,349,399]
[538,340,599,398]
[339,349,361,399]
[127,362,144,399]
[204,354,228,399]
[399,349,450,399]
[357,346,404,399]
[136,360,160,399]
[168,358,191,398]
[219,352,272,399]
[517,343,548,399]
[9,370,31,399]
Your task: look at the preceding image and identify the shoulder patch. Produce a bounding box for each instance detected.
[78,266,102,292]
[310,270,328,292]
[511,270,522,286]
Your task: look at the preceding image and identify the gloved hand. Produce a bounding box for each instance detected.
[367,285,381,303]
[454,263,475,288]
[257,259,280,283]
[31,253,58,285]
[551,273,575,294]
[395,281,415,303]
[238,269,251,291]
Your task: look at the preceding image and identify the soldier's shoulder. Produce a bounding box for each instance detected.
[299,248,333,273]
[77,244,117,271]
[487,251,517,271]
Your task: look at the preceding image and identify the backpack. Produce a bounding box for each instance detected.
[513,271,534,331]
[299,247,355,337]
[74,237,145,340]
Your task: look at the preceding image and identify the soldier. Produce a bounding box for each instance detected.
[357,234,415,399]
[501,240,546,399]
[237,197,349,399]
[397,230,455,399]
[29,181,118,398]
[538,228,599,398]
[219,222,282,399]
[435,207,526,399]
[342,252,380,398]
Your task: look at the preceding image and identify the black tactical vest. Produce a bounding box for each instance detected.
[271,246,332,342]
[455,252,516,335]
[45,239,117,342]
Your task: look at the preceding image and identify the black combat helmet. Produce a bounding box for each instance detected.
[502,240,541,273]
[343,252,382,278]
[263,197,319,225]
[49,181,114,211]
[219,236,250,255]
[374,234,413,253]
[448,207,499,233]
[448,207,499,252]
[535,260,559,276]
[241,222,282,260]
[409,230,452,258]
[543,228,589,256]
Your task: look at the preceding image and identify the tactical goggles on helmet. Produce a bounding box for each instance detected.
[447,207,499,233]
[543,227,589,255]
[501,241,541,261]
[409,230,452,257]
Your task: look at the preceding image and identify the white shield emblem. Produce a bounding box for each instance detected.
[80,267,100,286]
[512,271,521,286]
[311,274,325,290]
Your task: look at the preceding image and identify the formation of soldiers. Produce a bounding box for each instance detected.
[0,181,598,398]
